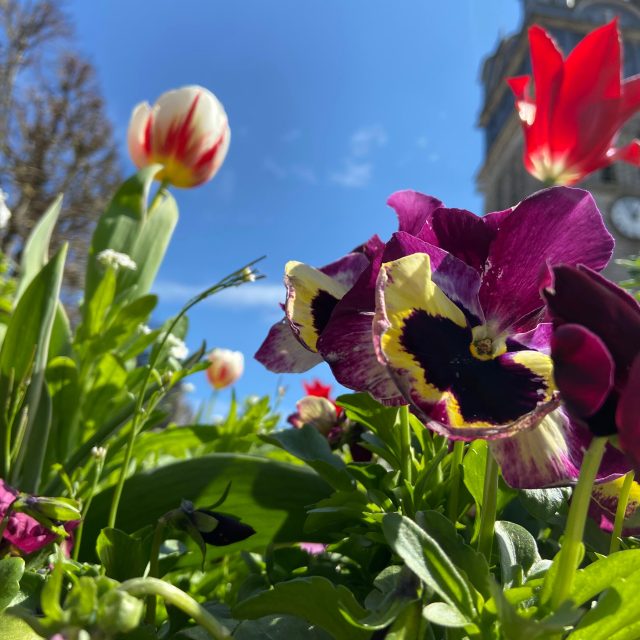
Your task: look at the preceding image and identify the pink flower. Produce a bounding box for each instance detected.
[206,348,244,390]
[0,480,78,554]
[127,85,230,188]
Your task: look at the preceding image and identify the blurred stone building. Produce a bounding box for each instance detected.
[478,0,640,278]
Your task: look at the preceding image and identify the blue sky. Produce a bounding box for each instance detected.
[67,0,521,412]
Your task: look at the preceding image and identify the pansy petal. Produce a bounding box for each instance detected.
[552,323,614,418]
[319,251,369,288]
[545,265,640,381]
[590,475,640,535]
[617,354,640,472]
[510,322,553,354]
[387,190,444,235]
[284,261,350,351]
[255,319,323,372]
[491,408,628,488]
[481,187,614,332]
[375,253,555,437]
[419,207,496,273]
[318,233,482,405]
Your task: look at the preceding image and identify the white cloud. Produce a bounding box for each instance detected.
[264,157,317,185]
[329,161,372,188]
[154,280,284,308]
[350,125,388,157]
[263,156,288,179]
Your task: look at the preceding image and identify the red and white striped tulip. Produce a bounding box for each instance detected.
[127,85,230,188]
[206,348,244,390]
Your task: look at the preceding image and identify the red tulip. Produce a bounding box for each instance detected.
[508,20,640,185]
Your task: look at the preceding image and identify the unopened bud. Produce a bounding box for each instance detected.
[91,446,107,460]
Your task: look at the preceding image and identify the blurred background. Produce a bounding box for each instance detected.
[3,0,638,417]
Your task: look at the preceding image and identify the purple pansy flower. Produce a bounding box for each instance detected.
[255,237,381,374]
[0,480,78,554]
[589,476,640,536]
[544,264,640,469]
[373,187,627,487]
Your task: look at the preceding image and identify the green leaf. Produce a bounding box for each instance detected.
[16,195,63,301]
[45,357,79,464]
[419,510,491,599]
[40,560,65,622]
[494,521,541,588]
[382,513,478,620]
[233,577,369,640]
[0,557,25,612]
[119,191,178,301]
[0,245,67,387]
[570,549,640,607]
[262,425,353,491]
[79,453,332,560]
[84,166,159,303]
[0,613,44,639]
[462,441,516,512]
[2,245,66,490]
[96,527,154,582]
[84,266,117,337]
[519,488,569,521]
[65,577,98,626]
[568,566,640,640]
[422,602,470,629]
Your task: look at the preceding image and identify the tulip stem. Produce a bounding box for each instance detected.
[477,448,499,561]
[399,404,413,484]
[610,470,635,554]
[447,440,466,522]
[119,577,231,640]
[550,436,607,610]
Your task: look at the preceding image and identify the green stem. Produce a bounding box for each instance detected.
[399,404,413,484]
[118,577,230,640]
[477,448,499,561]
[610,470,635,554]
[447,440,465,522]
[73,452,105,561]
[149,179,170,213]
[107,259,264,528]
[145,518,167,625]
[550,436,607,610]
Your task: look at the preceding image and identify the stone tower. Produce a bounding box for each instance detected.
[477,0,640,278]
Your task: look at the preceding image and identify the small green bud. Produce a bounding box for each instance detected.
[97,589,144,634]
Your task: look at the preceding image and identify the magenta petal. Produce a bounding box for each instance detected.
[552,324,615,418]
[617,354,640,471]
[319,251,369,288]
[419,207,496,272]
[510,323,553,354]
[255,319,323,373]
[545,265,640,381]
[480,187,614,331]
[386,190,443,235]
[490,410,629,489]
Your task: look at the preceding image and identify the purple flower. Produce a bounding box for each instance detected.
[0,480,78,554]
[544,264,640,469]
[589,476,640,536]
[372,187,626,487]
[255,238,380,374]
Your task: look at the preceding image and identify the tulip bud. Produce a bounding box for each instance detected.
[206,348,244,390]
[127,85,230,188]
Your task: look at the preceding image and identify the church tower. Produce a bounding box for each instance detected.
[477,0,640,278]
